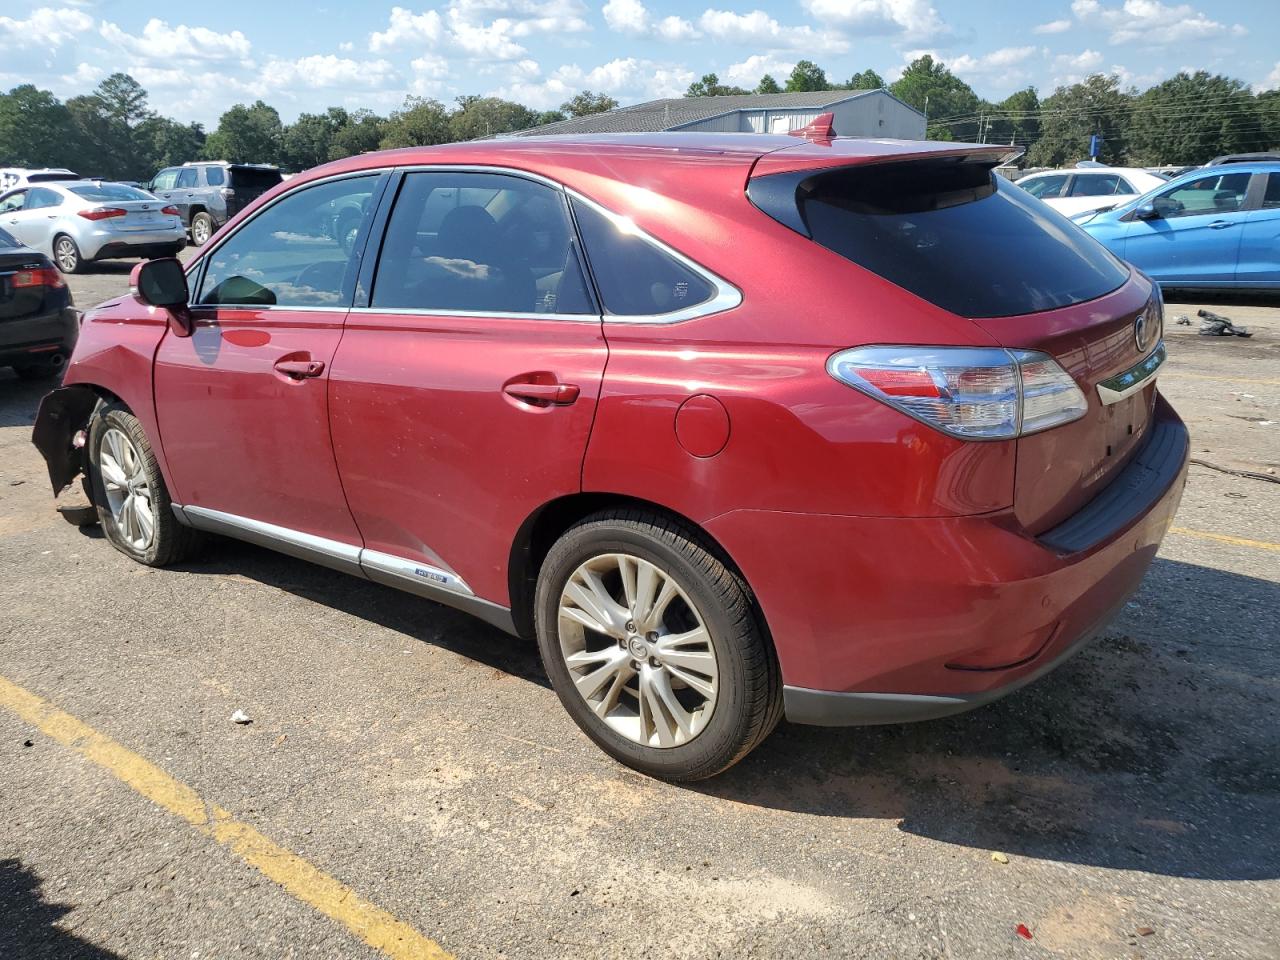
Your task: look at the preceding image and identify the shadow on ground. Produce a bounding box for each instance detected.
[0,859,123,959]
[161,531,1280,883]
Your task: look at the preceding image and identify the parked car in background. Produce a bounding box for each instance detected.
[0,168,80,191]
[0,226,78,379]
[34,133,1187,780]
[1207,152,1280,166]
[0,181,185,274]
[1016,166,1168,217]
[1075,161,1280,291]
[146,162,283,246]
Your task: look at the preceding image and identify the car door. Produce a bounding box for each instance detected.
[3,187,65,253]
[1238,172,1280,286]
[149,168,182,219]
[1120,171,1251,284]
[153,171,388,566]
[172,167,199,223]
[0,190,32,245]
[328,169,607,607]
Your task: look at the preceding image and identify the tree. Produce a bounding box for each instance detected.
[449,96,539,140]
[756,74,781,94]
[684,74,749,98]
[1129,72,1261,165]
[204,101,284,165]
[785,60,829,93]
[380,97,451,149]
[846,69,884,91]
[329,109,386,159]
[535,109,566,126]
[282,108,350,171]
[984,87,1040,153]
[560,90,618,118]
[0,85,81,169]
[95,73,151,129]
[1027,74,1133,167]
[889,55,981,140]
[1260,90,1280,150]
[64,74,159,179]
[137,116,206,170]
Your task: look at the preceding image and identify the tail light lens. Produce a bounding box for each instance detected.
[12,267,65,289]
[77,206,127,221]
[828,346,1087,440]
[161,205,180,216]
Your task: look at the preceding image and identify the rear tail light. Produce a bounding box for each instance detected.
[77,206,127,221]
[161,205,180,216]
[12,267,65,289]
[828,346,1087,440]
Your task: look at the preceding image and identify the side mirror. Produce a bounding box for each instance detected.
[131,258,193,338]
[1134,202,1159,220]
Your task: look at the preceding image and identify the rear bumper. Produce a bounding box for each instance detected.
[706,394,1189,725]
[0,306,79,364]
[81,228,186,261]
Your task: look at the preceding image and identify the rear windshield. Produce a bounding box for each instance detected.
[229,167,283,191]
[764,159,1130,318]
[69,183,153,202]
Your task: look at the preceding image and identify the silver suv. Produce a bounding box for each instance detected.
[146,162,283,246]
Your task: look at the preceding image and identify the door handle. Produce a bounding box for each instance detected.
[503,381,580,405]
[1208,220,1232,229]
[274,358,325,379]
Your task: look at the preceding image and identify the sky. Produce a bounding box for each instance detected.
[2,0,1277,127]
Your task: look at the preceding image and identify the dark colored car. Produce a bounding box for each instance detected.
[146,162,284,247]
[0,227,78,379]
[33,133,1187,781]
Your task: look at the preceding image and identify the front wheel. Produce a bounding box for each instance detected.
[535,510,782,781]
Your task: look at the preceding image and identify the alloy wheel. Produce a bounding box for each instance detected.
[55,238,77,272]
[192,218,210,245]
[98,427,155,552]
[557,553,719,748]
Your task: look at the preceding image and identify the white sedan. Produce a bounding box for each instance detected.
[1016,167,1169,217]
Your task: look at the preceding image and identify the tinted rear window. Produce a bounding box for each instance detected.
[26,172,78,183]
[70,183,153,202]
[230,167,283,191]
[764,160,1130,318]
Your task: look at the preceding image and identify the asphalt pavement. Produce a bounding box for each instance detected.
[1,257,1277,959]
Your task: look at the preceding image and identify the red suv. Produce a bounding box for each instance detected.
[33,133,1188,781]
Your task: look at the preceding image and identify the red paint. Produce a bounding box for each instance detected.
[1016,924,1033,940]
[57,132,1187,707]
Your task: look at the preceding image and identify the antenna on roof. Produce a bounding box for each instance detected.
[787,112,835,143]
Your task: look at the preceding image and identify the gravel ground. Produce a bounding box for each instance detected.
[1,259,1277,960]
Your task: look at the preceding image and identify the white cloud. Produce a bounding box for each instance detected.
[447,12,527,59]
[60,62,104,88]
[1033,18,1072,34]
[1071,0,1241,45]
[490,56,692,109]
[409,53,451,94]
[724,54,795,88]
[447,0,590,38]
[99,18,251,62]
[602,1,698,41]
[944,46,1040,88]
[259,55,398,91]
[0,7,93,49]
[1055,48,1104,71]
[1261,62,1280,92]
[369,7,443,52]
[802,0,948,42]
[698,9,847,54]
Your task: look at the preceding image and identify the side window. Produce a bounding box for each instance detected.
[1020,174,1068,199]
[1159,172,1251,218]
[570,198,715,316]
[25,188,63,210]
[1070,174,1121,197]
[371,172,593,315]
[0,190,27,213]
[176,168,198,188]
[1262,175,1280,210]
[1117,177,1137,194]
[204,166,225,187]
[197,175,378,308]
[152,169,179,191]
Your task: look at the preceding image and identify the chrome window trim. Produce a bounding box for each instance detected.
[192,304,352,315]
[1096,341,1166,405]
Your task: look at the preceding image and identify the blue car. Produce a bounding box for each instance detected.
[1073,161,1280,291]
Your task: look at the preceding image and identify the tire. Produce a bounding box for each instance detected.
[87,402,203,566]
[190,212,213,247]
[535,509,783,781]
[52,234,83,274]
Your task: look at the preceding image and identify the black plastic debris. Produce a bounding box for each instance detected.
[1197,309,1251,337]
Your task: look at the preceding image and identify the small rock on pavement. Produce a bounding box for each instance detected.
[230,709,252,725]
[991,851,1010,864]
[1136,927,1156,937]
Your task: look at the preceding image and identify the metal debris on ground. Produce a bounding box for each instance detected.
[1197,309,1251,337]
[1190,458,1280,485]
[230,709,253,725]
[1175,314,1192,325]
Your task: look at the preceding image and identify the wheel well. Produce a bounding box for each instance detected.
[506,493,747,640]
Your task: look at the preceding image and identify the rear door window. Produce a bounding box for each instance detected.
[1263,175,1280,209]
[569,198,715,316]
[1070,174,1122,197]
[24,188,63,210]
[1019,174,1068,199]
[776,160,1130,318]
[371,171,593,315]
[204,166,226,186]
[176,168,198,188]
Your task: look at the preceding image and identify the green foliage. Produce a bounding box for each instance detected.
[984,87,1041,149]
[684,74,750,98]
[1128,72,1262,165]
[137,116,206,170]
[0,85,81,169]
[203,101,284,165]
[756,74,782,94]
[448,96,539,141]
[380,98,451,149]
[560,91,618,118]
[785,60,830,93]
[535,109,567,125]
[329,109,386,159]
[1260,91,1280,150]
[846,69,885,91]
[890,55,980,140]
[1026,74,1131,167]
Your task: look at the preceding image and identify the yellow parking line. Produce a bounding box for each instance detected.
[0,674,453,960]
[1170,527,1280,553]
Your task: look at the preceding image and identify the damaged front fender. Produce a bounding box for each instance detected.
[31,386,100,496]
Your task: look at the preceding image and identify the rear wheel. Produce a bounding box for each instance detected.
[53,235,82,274]
[190,212,213,246]
[535,509,782,781]
[87,403,202,566]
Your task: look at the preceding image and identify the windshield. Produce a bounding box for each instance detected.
[69,183,154,202]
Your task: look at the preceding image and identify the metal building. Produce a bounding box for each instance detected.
[510,89,926,139]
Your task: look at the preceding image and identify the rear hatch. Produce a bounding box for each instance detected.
[227,166,283,216]
[748,143,1158,533]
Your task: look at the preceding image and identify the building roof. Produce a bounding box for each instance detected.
[510,89,896,137]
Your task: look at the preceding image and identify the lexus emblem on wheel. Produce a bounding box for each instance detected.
[1134,311,1151,352]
